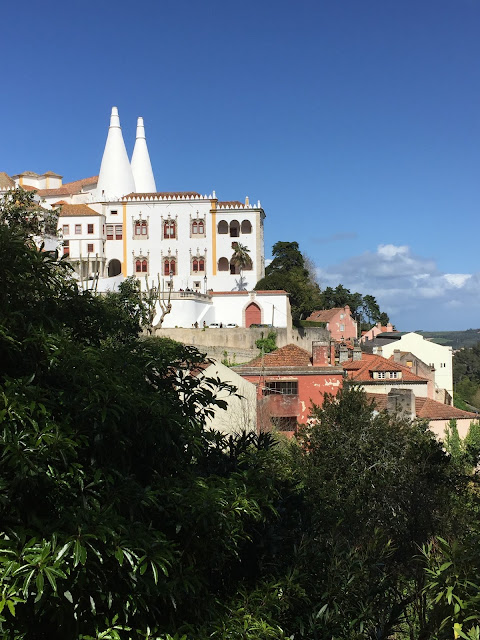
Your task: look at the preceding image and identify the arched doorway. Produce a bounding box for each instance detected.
[108,259,122,277]
[245,302,261,327]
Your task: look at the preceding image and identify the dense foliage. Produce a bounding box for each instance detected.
[2,196,480,639]
[453,342,480,409]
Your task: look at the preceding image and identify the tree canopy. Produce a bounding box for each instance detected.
[255,241,389,328]
[2,197,480,640]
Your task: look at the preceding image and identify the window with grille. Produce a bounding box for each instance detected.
[87,224,94,234]
[111,209,118,215]
[75,224,81,234]
[62,224,69,235]
[106,224,114,240]
[264,381,298,396]
[87,243,94,253]
[376,371,386,379]
[115,225,123,240]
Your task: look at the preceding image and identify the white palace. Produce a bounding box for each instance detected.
[1,108,291,329]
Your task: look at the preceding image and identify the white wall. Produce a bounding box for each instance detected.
[379,333,453,398]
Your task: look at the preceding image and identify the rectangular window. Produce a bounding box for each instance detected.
[63,240,69,256]
[62,224,69,235]
[388,371,399,379]
[106,224,114,240]
[87,224,94,234]
[75,224,81,234]
[340,324,345,332]
[115,224,123,240]
[376,371,386,379]
[87,243,94,253]
[111,209,118,215]
[264,381,298,396]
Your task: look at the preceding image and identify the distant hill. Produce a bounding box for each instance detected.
[416,329,480,350]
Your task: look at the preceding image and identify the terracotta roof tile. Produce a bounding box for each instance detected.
[343,353,427,382]
[247,344,312,368]
[307,307,349,323]
[366,393,478,421]
[58,204,101,217]
[21,184,38,192]
[37,176,98,197]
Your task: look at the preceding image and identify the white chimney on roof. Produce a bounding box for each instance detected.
[131,117,156,193]
[96,107,136,199]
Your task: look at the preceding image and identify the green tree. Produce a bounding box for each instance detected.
[255,241,322,324]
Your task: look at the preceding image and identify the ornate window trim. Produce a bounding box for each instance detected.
[190,212,206,238]
[132,250,150,276]
[190,248,207,275]
[161,214,178,240]
[132,213,149,239]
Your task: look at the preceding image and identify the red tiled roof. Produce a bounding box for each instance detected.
[307,307,349,323]
[122,191,201,200]
[58,204,101,217]
[37,176,98,197]
[247,344,312,368]
[53,200,68,206]
[366,393,478,421]
[21,184,38,191]
[344,353,427,382]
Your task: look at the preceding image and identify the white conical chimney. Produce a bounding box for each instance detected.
[131,117,157,193]
[96,107,136,199]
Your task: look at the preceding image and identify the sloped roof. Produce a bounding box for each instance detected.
[37,176,98,197]
[367,393,478,421]
[344,353,427,382]
[247,344,312,368]
[307,307,349,323]
[58,204,101,217]
[0,172,15,189]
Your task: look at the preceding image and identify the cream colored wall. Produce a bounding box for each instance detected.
[428,418,478,441]
[201,360,257,435]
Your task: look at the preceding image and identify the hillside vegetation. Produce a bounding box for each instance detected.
[418,329,480,350]
[2,192,480,639]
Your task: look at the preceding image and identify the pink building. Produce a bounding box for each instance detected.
[306,305,357,341]
[360,321,397,343]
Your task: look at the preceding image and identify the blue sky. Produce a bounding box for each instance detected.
[1,0,479,330]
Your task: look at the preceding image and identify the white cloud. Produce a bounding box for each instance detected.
[316,244,480,330]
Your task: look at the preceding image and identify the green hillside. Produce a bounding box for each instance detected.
[416,329,480,350]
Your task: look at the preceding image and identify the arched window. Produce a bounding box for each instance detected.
[135,220,148,236]
[163,220,176,239]
[217,220,228,234]
[164,258,176,276]
[191,218,205,236]
[218,257,229,271]
[192,257,205,273]
[230,220,240,237]
[241,220,252,234]
[135,259,148,274]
